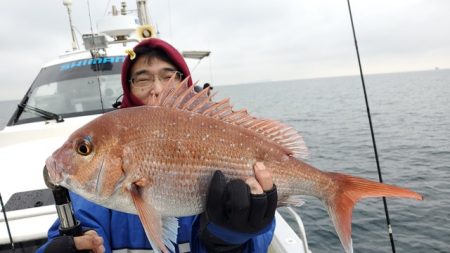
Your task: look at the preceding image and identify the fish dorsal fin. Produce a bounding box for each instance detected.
[154,77,308,158]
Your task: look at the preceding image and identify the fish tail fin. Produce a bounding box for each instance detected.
[324,172,423,253]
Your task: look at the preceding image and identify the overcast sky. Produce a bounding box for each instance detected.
[1,0,449,100]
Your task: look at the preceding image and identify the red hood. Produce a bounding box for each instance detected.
[121,38,193,108]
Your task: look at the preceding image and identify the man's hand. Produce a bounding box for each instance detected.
[205,162,277,234]
[74,230,105,253]
[245,162,274,194]
[43,230,104,253]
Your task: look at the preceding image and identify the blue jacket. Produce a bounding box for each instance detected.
[37,192,275,253]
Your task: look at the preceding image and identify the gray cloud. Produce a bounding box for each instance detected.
[1,0,449,100]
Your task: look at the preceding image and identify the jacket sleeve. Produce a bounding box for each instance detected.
[36,192,113,253]
[190,215,275,253]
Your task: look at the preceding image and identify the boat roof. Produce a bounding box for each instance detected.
[42,42,138,68]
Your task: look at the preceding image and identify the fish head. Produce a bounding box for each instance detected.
[45,116,125,202]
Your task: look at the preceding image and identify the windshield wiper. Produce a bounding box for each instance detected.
[18,104,64,123]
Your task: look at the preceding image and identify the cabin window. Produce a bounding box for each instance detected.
[12,56,124,124]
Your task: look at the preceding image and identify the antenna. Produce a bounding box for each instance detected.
[86,0,95,35]
[136,0,151,25]
[62,0,79,51]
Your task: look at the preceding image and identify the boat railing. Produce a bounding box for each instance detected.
[270,208,311,253]
[107,38,140,46]
[286,207,310,253]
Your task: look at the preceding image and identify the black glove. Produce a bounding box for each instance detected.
[199,170,277,252]
[206,170,277,234]
[43,236,77,253]
[43,227,93,253]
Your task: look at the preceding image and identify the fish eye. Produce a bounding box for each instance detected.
[76,139,92,156]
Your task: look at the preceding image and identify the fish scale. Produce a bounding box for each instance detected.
[116,107,281,215]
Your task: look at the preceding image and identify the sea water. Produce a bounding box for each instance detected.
[1,69,449,252]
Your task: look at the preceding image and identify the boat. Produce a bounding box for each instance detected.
[0,1,311,252]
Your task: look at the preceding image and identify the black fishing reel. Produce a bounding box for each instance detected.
[43,166,83,237]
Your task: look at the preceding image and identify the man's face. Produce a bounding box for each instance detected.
[129,57,179,105]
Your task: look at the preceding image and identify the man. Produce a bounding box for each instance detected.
[203,83,213,96]
[37,38,277,253]
[194,83,213,96]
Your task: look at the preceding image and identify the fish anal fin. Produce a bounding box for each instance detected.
[278,195,305,207]
[325,172,423,253]
[129,183,173,253]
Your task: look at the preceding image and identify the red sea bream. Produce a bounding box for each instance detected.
[45,78,423,253]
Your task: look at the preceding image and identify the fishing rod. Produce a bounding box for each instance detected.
[345,0,397,252]
[0,193,15,252]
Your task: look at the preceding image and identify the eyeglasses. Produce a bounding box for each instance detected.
[129,70,183,88]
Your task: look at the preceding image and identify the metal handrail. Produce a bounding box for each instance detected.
[286,207,310,253]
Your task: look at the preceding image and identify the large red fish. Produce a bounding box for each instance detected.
[45,77,423,253]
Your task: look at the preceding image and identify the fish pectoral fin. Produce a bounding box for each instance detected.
[129,183,177,253]
[278,195,305,207]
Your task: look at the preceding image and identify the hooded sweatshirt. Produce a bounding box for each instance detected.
[120,38,193,108]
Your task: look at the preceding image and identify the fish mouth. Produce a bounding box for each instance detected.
[44,156,64,188]
[43,165,56,190]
